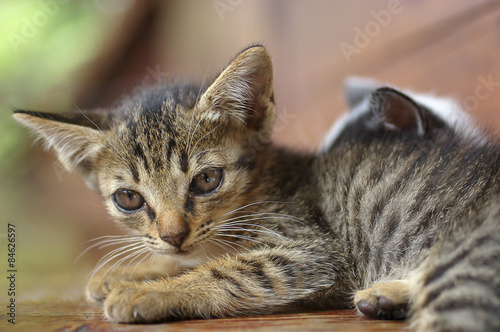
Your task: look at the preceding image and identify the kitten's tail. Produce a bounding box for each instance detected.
[411,207,500,332]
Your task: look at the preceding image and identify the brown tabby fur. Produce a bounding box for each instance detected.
[14,46,500,331]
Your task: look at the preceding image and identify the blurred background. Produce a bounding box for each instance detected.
[1,0,499,302]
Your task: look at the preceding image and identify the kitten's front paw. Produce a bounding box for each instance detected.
[86,267,171,304]
[104,283,175,323]
[354,280,411,320]
[86,274,122,303]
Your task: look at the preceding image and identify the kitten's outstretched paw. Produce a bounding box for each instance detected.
[354,280,411,320]
[86,267,172,304]
[104,283,173,323]
[86,274,121,303]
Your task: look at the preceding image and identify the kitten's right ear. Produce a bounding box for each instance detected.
[198,45,276,136]
[13,109,109,190]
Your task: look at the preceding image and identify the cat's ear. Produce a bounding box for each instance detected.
[343,78,429,132]
[198,45,275,134]
[368,87,444,135]
[344,76,382,108]
[13,109,109,190]
[322,87,449,149]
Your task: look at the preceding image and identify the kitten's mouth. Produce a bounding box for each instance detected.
[149,245,195,257]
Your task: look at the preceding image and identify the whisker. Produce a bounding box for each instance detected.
[195,58,212,105]
[75,236,143,263]
[191,123,220,152]
[218,212,307,228]
[88,243,146,280]
[215,233,270,247]
[188,59,212,155]
[94,241,146,268]
[89,244,145,279]
[149,253,160,270]
[215,225,284,239]
[122,247,152,273]
[131,250,155,274]
[214,220,284,236]
[197,242,212,262]
[85,235,140,242]
[187,116,204,154]
[74,105,123,160]
[102,247,149,280]
[209,238,246,253]
[214,201,295,220]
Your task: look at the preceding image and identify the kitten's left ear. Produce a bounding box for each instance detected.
[198,45,275,134]
[13,109,109,190]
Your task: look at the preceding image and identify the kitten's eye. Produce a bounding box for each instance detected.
[190,168,224,196]
[113,189,145,212]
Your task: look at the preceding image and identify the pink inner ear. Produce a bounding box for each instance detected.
[244,85,273,131]
[383,96,420,131]
[199,46,275,132]
[371,88,424,135]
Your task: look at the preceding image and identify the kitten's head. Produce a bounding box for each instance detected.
[14,45,275,259]
[322,76,481,150]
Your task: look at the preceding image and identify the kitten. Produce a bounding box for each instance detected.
[14,46,500,331]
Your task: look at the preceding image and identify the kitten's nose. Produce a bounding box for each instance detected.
[160,229,189,248]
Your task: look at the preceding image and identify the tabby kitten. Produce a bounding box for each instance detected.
[14,46,500,331]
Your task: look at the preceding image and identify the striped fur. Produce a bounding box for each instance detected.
[14,46,500,330]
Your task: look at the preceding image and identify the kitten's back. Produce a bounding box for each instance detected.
[320,94,500,330]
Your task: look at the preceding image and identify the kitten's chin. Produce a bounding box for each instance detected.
[153,242,232,267]
[150,247,192,257]
[146,245,202,263]
[147,247,208,269]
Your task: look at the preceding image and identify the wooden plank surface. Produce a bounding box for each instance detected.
[10,303,406,332]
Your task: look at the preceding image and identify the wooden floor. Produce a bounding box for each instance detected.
[13,304,406,332]
[2,0,500,331]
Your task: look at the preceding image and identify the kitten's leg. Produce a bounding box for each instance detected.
[86,257,182,303]
[102,241,347,323]
[354,279,413,320]
[409,212,500,332]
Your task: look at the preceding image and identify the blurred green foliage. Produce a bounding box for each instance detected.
[0,0,110,180]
